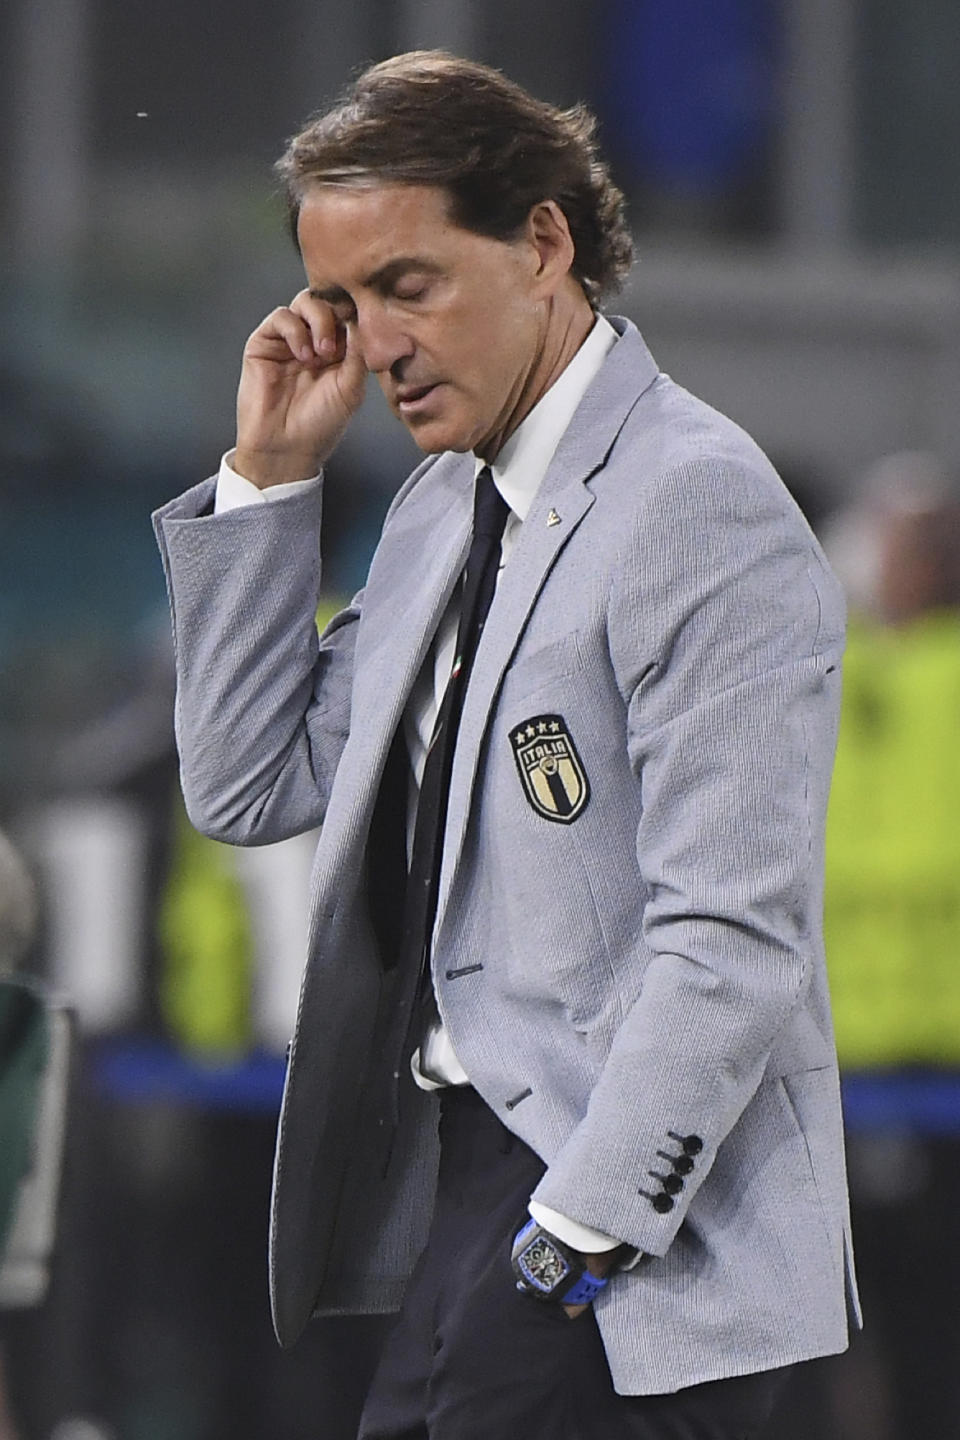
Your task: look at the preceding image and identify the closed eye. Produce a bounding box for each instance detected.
[391,280,430,303]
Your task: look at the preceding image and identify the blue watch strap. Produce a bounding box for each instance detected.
[560,1269,609,1305]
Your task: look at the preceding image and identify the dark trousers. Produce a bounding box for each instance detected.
[358,1087,792,1440]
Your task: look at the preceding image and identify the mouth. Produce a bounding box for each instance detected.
[396,382,440,415]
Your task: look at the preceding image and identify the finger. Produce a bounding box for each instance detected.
[289,289,343,361]
[245,305,319,366]
[338,317,370,386]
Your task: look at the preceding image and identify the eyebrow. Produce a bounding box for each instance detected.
[309,257,444,305]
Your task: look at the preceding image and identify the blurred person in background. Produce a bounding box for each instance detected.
[0,829,39,1440]
[821,453,960,1440]
[0,832,36,982]
[154,52,858,1440]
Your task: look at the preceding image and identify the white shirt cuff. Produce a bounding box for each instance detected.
[214,450,321,514]
[527,1201,623,1254]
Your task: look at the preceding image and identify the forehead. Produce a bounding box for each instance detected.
[296,182,469,277]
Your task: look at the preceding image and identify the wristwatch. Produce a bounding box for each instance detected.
[510,1219,610,1305]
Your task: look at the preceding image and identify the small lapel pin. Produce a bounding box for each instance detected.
[547,509,561,527]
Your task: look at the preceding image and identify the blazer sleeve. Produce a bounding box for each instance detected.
[530,453,846,1255]
[153,475,360,846]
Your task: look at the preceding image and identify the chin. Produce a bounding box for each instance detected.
[401,416,477,456]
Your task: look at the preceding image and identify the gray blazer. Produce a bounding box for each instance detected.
[154,320,860,1395]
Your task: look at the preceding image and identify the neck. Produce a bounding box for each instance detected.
[477,288,596,462]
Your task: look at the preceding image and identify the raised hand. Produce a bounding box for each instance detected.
[233,289,368,487]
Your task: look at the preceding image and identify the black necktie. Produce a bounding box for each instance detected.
[378,467,509,1140]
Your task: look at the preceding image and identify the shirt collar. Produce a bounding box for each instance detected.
[473,313,618,521]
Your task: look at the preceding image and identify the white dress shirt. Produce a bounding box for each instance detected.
[215,314,627,1254]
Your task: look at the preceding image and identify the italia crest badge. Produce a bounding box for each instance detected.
[509,714,590,824]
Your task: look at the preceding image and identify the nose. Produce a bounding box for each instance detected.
[354,303,414,375]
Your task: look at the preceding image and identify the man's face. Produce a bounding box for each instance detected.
[297,182,552,458]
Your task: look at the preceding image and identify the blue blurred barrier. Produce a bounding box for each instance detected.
[91,1038,286,1114]
[89,1039,960,1134]
[840,1070,960,1135]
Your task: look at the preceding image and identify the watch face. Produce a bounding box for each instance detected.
[519,1236,570,1293]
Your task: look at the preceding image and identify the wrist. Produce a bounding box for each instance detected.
[232,445,323,489]
[584,1250,616,1280]
[582,1242,639,1277]
[511,1221,611,1306]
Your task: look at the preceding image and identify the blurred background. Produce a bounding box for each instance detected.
[0,1,959,1436]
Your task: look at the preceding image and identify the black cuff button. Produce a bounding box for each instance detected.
[682,1135,703,1156]
[673,1155,694,1176]
[652,1193,675,1213]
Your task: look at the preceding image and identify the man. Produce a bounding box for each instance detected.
[154,52,859,1440]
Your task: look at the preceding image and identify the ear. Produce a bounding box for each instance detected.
[524,200,576,296]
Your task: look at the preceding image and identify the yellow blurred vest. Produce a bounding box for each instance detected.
[825,610,960,1066]
[157,598,344,1059]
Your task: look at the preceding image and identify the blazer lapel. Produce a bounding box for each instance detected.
[433,322,660,929]
[432,474,594,930]
[344,455,473,801]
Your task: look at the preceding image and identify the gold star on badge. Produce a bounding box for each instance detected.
[537,721,547,733]
[549,721,560,732]
[525,725,536,738]
[515,732,526,745]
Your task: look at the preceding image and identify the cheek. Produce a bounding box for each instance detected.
[433,300,536,410]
